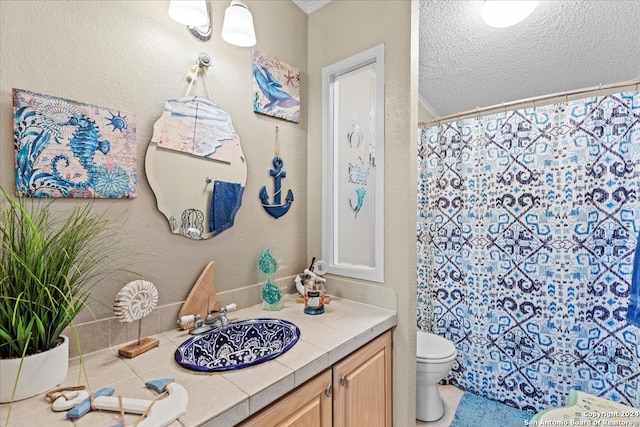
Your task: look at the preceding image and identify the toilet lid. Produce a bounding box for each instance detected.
[417,331,456,360]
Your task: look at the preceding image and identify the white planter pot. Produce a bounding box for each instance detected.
[0,335,69,403]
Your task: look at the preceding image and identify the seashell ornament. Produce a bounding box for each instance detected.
[114,280,160,358]
[114,280,158,323]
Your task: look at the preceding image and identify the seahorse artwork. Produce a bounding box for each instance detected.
[51,114,111,190]
[12,88,137,198]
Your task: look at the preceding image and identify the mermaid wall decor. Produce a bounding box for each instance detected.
[13,88,137,198]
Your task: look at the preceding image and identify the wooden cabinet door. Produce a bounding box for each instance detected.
[238,369,332,427]
[332,330,392,427]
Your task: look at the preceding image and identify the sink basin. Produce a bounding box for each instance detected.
[174,318,300,372]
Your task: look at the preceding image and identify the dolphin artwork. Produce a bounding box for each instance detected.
[253,63,300,114]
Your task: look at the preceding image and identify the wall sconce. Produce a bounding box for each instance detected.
[221,0,256,47]
[168,0,212,41]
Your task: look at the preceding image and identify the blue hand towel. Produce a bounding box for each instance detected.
[209,181,244,236]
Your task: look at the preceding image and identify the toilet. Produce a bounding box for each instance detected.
[416,330,457,422]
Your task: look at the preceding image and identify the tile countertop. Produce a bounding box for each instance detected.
[1,294,397,427]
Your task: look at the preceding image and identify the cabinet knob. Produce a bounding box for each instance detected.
[340,374,347,387]
[325,384,332,397]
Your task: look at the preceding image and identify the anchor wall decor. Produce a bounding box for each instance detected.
[260,156,294,218]
[260,127,293,219]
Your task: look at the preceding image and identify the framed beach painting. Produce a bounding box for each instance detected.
[13,88,137,198]
[252,50,301,123]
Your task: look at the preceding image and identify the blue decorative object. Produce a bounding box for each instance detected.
[260,156,294,219]
[344,119,371,220]
[105,111,128,133]
[253,64,299,112]
[258,247,279,275]
[349,187,366,215]
[259,248,283,310]
[13,88,136,198]
[66,387,115,419]
[174,318,300,372]
[348,162,370,185]
[417,90,640,412]
[51,114,111,190]
[261,279,281,306]
[252,50,300,123]
[145,378,175,393]
[209,180,244,235]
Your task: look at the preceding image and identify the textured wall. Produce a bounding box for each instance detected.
[1,2,420,422]
[0,0,308,351]
[307,1,418,425]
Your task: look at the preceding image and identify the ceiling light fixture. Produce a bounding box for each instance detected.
[168,0,212,41]
[221,0,256,47]
[481,1,538,28]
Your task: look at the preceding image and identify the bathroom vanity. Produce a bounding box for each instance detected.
[0,294,396,426]
[239,330,392,426]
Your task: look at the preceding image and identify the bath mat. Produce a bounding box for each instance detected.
[451,392,532,427]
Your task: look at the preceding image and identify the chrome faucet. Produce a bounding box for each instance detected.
[217,304,234,327]
[189,303,237,335]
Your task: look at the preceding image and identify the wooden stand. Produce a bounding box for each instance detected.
[118,337,160,359]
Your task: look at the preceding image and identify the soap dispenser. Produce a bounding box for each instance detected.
[303,269,326,315]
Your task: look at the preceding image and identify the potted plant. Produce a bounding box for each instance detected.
[0,189,115,404]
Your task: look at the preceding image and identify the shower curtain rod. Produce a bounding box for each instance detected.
[419,77,640,128]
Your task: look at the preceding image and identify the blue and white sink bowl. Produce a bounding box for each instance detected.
[175,318,301,372]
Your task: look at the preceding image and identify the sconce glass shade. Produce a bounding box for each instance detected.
[221,0,256,47]
[168,0,209,27]
[482,1,538,28]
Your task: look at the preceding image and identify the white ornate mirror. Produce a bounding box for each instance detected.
[145,96,247,240]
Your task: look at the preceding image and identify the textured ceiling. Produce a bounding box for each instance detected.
[419,0,640,118]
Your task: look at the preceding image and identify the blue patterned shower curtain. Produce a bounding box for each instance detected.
[417,90,640,412]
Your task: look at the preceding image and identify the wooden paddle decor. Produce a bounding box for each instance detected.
[114,280,160,358]
[178,261,222,323]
